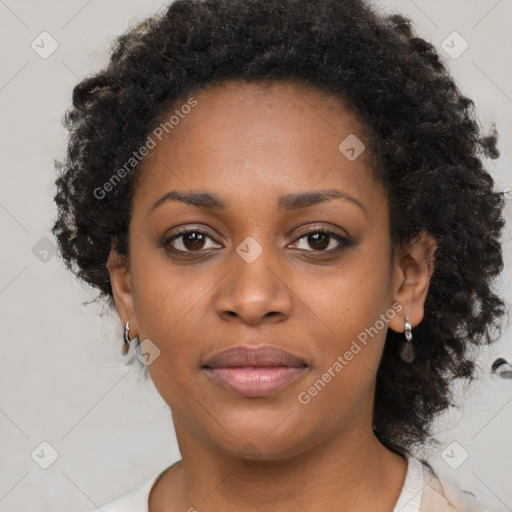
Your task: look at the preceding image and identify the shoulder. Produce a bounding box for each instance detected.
[419,459,492,512]
[85,472,161,512]
[84,461,180,512]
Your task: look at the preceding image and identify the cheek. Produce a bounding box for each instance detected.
[294,288,390,433]
[312,247,392,337]
[301,246,393,388]
[129,248,208,361]
[130,257,208,410]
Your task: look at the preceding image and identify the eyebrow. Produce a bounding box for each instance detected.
[147,188,366,216]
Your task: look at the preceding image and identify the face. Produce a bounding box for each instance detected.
[108,80,424,461]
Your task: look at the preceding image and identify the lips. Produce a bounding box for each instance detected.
[202,345,308,397]
[203,345,307,368]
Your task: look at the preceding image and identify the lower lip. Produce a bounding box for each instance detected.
[203,366,307,397]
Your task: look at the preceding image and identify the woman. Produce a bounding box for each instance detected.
[52,0,505,510]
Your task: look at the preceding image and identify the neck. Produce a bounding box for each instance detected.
[149,416,408,511]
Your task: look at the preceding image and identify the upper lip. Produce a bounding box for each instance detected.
[202,345,307,368]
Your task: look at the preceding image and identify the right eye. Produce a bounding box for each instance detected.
[163,228,222,253]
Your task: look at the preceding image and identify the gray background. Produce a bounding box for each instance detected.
[0,0,511,510]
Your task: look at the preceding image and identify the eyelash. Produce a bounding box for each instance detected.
[161,226,350,255]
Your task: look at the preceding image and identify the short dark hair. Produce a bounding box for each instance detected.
[52,0,506,452]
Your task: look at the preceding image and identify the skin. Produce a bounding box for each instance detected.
[107,79,437,511]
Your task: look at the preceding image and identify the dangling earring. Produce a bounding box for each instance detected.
[400,316,415,362]
[123,321,131,355]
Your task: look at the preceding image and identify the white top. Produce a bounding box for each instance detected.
[90,452,491,511]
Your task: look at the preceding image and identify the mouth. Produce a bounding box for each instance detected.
[202,345,308,397]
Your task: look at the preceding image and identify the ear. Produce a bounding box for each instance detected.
[106,245,138,337]
[388,230,437,334]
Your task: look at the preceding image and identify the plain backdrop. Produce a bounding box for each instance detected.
[0,0,511,510]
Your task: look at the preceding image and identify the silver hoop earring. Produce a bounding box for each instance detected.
[400,316,415,363]
[123,321,131,355]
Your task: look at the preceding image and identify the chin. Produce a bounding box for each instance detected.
[206,422,318,463]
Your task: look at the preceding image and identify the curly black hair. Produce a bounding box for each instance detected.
[51,0,507,453]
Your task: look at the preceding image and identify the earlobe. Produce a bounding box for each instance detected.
[388,230,437,333]
[106,246,138,336]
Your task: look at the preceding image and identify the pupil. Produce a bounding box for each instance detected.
[180,232,331,251]
[309,233,329,250]
[184,232,205,250]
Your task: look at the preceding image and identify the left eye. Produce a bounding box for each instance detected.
[290,230,347,252]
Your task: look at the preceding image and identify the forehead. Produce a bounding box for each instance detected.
[190,79,355,116]
[151,79,367,148]
[131,79,382,214]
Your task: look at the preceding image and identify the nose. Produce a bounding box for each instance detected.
[215,239,293,325]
